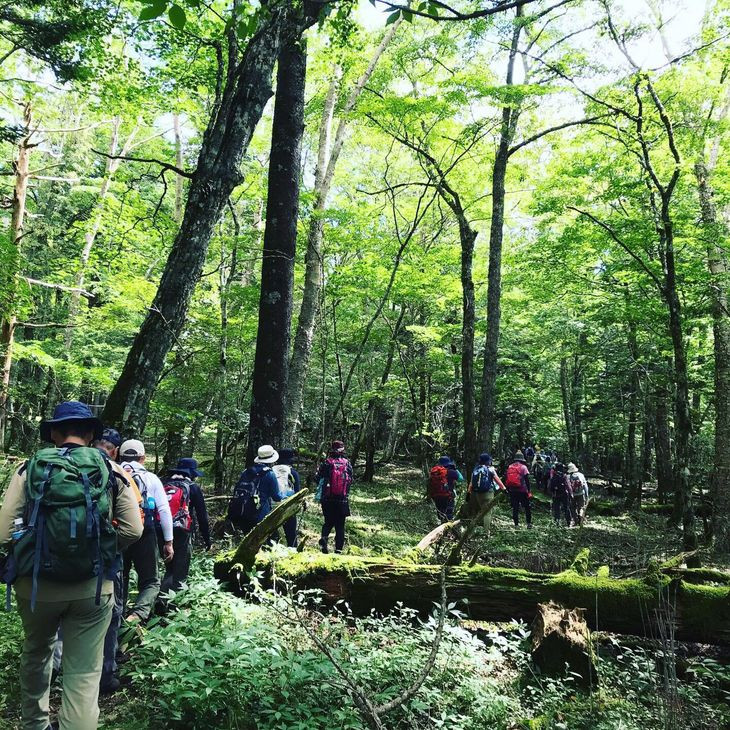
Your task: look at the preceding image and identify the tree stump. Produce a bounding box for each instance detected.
[531,601,597,687]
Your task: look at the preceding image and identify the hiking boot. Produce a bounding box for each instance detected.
[100,676,121,695]
[319,538,329,554]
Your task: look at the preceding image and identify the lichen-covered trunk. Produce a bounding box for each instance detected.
[0,105,31,451]
[626,315,642,507]
[247,37,306,465]
[695,159,730,551]
[103,5,308,435]
[654,382,673,504]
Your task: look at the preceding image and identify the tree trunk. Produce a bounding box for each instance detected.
[173,112,184,222]
[246,37,306,465]
[285,24,400,442]
[655,383,673,504]
[477,5,523,451]
[0,103,31,451]
[626,315,642,507]
[214,554,730,645]
[695,159,730,551]
[103,4,314,436]
[560,358,574,453]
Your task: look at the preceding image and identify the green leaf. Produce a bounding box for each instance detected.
[139,0,167,21]
[385,10,401,25]
[403,9,413,22]
[168,4,187,29]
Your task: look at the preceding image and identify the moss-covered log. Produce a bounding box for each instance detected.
[223,489,309,571]
[214,552,730,645]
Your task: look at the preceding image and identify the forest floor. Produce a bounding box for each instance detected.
[0,462,729,729]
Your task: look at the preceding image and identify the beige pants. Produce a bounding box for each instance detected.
[17,593,113,730]
[474,491,497,532]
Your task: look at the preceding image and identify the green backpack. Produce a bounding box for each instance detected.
[12,446,119,609]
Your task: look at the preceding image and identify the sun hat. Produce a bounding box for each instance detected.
[567,462,579,474]
[100,427,122,448]
[254,445,279,464]
[120,439,146,458]
[513,451,527,463]
[172,457,203,477]
[438,455,451,466]
[39,401,104,443]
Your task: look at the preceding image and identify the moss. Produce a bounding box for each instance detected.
[569,548,591,576]
[679,582,730,638]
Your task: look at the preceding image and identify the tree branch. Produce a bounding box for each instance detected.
[91,149,193,178]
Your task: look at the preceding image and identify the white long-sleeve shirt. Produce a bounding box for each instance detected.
[120,460,173,542]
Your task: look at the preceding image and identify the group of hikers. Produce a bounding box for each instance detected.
[427,447,589,531]
[0,401,355,730]
[0,397,587,730]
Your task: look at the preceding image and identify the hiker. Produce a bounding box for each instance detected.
[227,445,283,535]
[504,451,533,528]
[470,453,505,534]
[273,448,301,548]
[523,444,535,466]
[119,439,173,623]
[549,462,571,526]
[428,456,456,523]
[317,441,353,554]
[567,463,589,527]
[158,458,211,606]
[0,401,143,730]
[94,428,138,695]
[533,456,550,494]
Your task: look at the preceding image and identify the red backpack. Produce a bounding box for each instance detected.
[326,458,351,498]
[428,465,450,498]
[165,478,192,531]
[505,463,526,491]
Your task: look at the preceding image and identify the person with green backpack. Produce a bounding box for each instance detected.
[0,401,143,730]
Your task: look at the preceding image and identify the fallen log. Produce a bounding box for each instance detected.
[415,520,461,551]
[213,552,730,645]
[223,489,309,572]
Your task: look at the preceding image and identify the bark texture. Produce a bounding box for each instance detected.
[247,37,307,465]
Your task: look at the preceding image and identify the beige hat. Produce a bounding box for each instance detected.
[567,462,578,474]
[254,444,279,464]
[120,439,146,458]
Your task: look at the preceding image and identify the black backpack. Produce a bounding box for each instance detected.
[227,467,266,526]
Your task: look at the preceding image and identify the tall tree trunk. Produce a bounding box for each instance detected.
[560,358,574,454]
[459,221,479,469]
[246,37,306,465]
[477,4,523,450]
[285,23,400,442]
[655,382,673,504]
[695,158,730,551]
[0,102,32,451]
[103,4,314,435]
[625,316,642,507]
[173,112,184,222]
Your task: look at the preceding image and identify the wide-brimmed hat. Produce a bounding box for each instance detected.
[438,455,451,466]
[513,451,526,463]
[40,401,103,442]
[254,445,279,464]
[120,439,146,459]
[172,457,203,477]
[278,448,296,464]
[330,440,345,454]
[567,462,579,474]
[100,427,122,448]
[479,452,492,465]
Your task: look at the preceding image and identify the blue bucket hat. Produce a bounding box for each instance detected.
[100,427,122,448]
[438,456,451,466]
[171,457,203,478]
[40,401,103,443]
[479,452,492,465]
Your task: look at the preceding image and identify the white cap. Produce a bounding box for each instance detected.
[254,444,279,464]
[120,439,146,458]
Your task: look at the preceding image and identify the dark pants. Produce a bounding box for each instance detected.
[509,490,531,526]
[122,528,160,621]
[571,493,587,526]
[283,516,297,548]
[432,496,455,524]
[552,494,571,525]
[101,570,124,685]
[160,529,192,598]
[321,501,349,552]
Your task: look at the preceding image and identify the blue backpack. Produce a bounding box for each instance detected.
[471,465,494,493]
